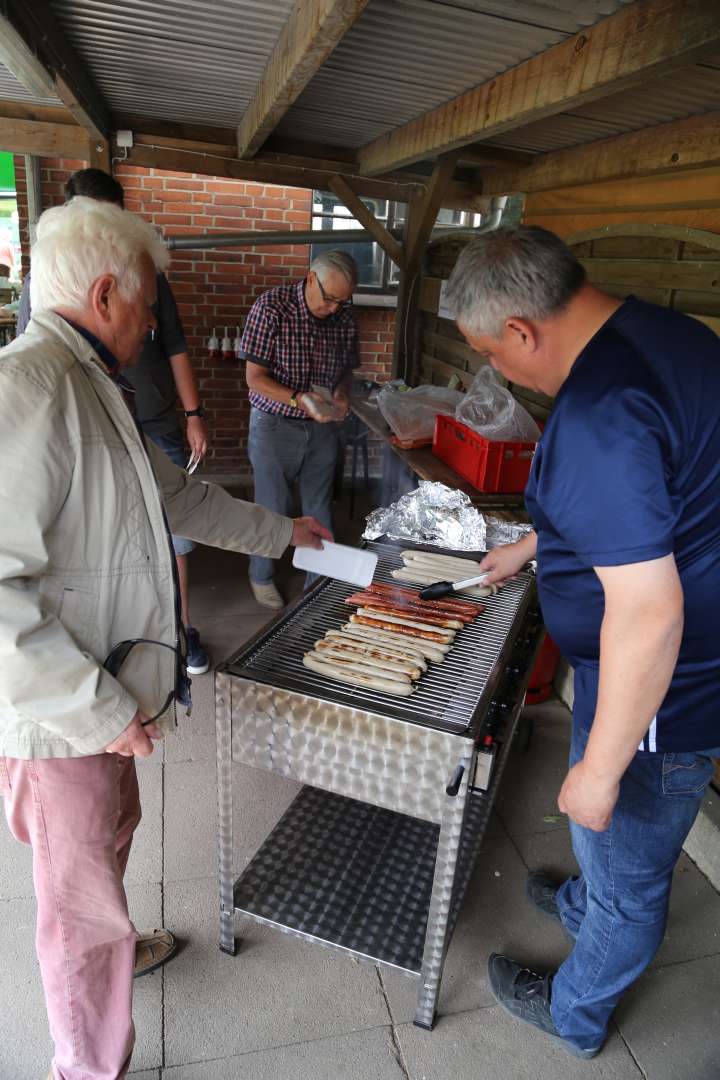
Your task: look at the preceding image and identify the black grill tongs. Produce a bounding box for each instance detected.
[419,572,490,600]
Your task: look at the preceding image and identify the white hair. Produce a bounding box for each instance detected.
[310,249,358,287]
[30,196,170,314]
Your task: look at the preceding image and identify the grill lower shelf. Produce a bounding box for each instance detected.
[233,785,441,975]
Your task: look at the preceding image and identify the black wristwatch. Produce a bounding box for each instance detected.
[184,406,205,418]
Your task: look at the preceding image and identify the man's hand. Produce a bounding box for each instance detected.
[332,387,350,421]
[478,534,536,585]
[298,392,337,423]
[557,759,619,832]
[104,710,162,758]
[291,516,333,550]
[185,415,208,462]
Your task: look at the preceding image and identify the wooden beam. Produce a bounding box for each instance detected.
[119,142,481,210]
[357,0,720,175]
[482,110,720,195]
[0,12,57,99]
[0,116,89,158]
[88,138,111,173]
[328,174,405,268]
[236,0,369,159]
[7,0,113,140]
[406,154,459,266]
[0,99,76,125]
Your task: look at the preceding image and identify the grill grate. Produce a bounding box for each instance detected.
[222,540,534,736]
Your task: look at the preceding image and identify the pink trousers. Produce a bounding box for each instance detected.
[1,754,141,1080]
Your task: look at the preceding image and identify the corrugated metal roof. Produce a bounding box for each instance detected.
[48,0,296,128]
[483,59,720,154]
[275,0,634,146]
[0,63,62,107]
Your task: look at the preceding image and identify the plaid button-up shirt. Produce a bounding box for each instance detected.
[240,279,359,419]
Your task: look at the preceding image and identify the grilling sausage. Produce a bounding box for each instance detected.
[302,652,416,696]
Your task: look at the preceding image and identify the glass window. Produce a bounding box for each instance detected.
[310,193,486,295]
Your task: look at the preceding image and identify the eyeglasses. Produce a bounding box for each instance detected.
[315,274,352,308]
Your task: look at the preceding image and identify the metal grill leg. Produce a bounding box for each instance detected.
[216,673,238,955]
[414,757,472,1029]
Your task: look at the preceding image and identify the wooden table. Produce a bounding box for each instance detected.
[351,396,528,517]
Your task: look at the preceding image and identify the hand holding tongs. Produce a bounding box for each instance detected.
[419,572,490,600]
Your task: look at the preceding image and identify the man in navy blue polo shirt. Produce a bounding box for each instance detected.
[446,225,720,1059]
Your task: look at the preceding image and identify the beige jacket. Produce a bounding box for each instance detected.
[0,311,293,759]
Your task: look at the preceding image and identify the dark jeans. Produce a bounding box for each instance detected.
[551,720,718,1051]
[247,408,339,584]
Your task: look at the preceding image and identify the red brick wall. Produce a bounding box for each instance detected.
[14,155,395,479]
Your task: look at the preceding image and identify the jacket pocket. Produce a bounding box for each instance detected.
[58,584,100,655]
[662,752,714,797]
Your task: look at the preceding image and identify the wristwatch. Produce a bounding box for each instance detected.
[289,391,300,409]
[184,406,205,418]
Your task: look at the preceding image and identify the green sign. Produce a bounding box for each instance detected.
[0,152,15,192]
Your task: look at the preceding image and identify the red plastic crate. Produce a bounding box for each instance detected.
[432,414,537,492]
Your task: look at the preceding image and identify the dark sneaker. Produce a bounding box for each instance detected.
[526,872,563,923]
[487,953,602,1060]
[185,625,210,675]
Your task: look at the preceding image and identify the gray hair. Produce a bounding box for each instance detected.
[445,225,587,338]
[30,196,170,315]
[310,249,358,287]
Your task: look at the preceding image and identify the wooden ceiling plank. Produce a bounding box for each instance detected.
[236,0,369,159]
[482,110,720,195]
[120,142,480,210]
[7,0,113,141]
[0,116,88,158]
[328,174,405,268]
[357,0,720,175]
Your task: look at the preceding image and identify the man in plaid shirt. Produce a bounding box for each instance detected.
[240,250,359,608]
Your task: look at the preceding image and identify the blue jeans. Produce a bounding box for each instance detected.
[551,721,718,1052]
[247,408,339,584]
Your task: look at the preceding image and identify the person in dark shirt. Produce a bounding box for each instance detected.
[445,225,720,1059]
[16,168,210,676]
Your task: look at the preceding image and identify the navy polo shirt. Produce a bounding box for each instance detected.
[525,297,720,752]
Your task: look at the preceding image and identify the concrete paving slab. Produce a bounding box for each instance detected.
[162,877,390,1066]
[381,837,570,1024]
[512,824,720,970]
[161,1026,406,1080]
[189,613,273,678]
[125,759,163,888]
[164,756,302,883]
[396,1005,642,1080]
[128,1071,160,1079]
[495,706,572,839]
[0,812,34,900]
[616,954,720,1080]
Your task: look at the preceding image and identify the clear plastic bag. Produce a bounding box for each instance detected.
[455,368,541,442]
[377,384,464,442]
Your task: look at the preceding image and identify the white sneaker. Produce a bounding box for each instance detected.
[250,580,284,609]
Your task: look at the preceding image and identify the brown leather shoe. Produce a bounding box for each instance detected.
[134,928,178,978]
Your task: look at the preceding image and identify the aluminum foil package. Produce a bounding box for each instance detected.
[363,481,487,550]
[484,516,535,549]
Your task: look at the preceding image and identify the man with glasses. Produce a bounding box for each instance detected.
[241,250,359,608]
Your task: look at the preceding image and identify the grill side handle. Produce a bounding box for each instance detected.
[445,763,465,797]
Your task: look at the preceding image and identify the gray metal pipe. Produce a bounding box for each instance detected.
[166,228,377,251]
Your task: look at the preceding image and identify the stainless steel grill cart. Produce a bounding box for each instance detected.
[215,540,543,1029]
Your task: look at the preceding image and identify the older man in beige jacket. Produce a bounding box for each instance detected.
[0,196,329,1080]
